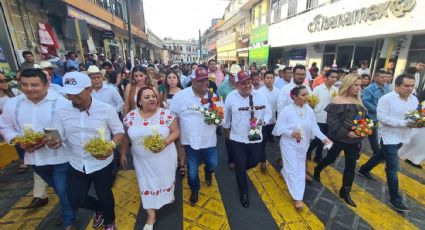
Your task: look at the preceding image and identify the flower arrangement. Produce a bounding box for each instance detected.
[308,94,320,107]
[331,91,338,98]
[248,117,262,141]
[351,111,374,137]
[195,88,224,125]
[142,126,166,153]
[83,128,115,158]
[405,102,425,128]
[12,124,45,149]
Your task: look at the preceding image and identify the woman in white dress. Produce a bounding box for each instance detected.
[399,128,425,168]
[272,86,332,210]
[120,86,180,230]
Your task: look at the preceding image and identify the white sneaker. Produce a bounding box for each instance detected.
[143,223,153,230]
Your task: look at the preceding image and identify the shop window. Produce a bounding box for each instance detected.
[406,35,425,67]
[324,45,336,53]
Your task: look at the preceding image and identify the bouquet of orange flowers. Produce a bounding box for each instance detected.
[350,111,374,137]
[405,102,425,128]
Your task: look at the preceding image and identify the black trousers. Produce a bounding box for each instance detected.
[261,124,275,163]
[231,140,262,194]
[315,140,360,189]
[307,123,327,160]
[67,162,115,225]
[225,138,234,164]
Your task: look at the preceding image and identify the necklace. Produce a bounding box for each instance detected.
[293,104,306,117]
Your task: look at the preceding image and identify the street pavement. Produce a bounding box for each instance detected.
[0,132,425,230]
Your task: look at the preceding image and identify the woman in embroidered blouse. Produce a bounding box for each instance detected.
[272,86,331,211]
[313,74,367,208]
[119,87,180,230]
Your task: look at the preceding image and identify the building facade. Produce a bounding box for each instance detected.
[268,0,423,76]
[163,38,199,64]
[0,0,150,71]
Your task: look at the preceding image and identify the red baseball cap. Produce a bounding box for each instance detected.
[235,70,251,83]
[193,67,209,80]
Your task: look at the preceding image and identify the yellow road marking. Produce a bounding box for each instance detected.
[399,159,425,182]
[358,154,425,207]
[306,161,418,230]
[0,188,59,229]
[183,166,230,230]
[248,161,324,229]
[86,170,141,230]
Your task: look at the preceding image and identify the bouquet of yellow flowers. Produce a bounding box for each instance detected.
[142,126,166,153]
[12,125,45,149]
[308,94,320,108]
[83,128,115,158]
[405,102,425,128]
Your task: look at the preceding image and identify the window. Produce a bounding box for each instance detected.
[407,35,425,68]
[306,0,318,9]
[288,0,298,17]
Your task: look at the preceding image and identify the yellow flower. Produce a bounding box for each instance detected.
[358,111,363,116]
[209,88,214,93]
[354,120,358,124]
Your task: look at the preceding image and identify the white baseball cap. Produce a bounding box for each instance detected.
[61,71,92,95]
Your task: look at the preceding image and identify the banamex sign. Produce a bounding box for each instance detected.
[307,0,416,33]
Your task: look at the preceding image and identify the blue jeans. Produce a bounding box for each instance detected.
[33,163,76,227]
[184,145,218,192]
[359,140,402,202]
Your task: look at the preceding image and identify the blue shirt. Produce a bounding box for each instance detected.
[51,73,63,86]
[362,83,390,121]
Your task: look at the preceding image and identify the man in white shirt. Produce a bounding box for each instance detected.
[277,65,312,114]
[357,60,370,76]
[274,66,293,89]
[169,67,221,206]
[307,69,338,162]
[257,70,279,171]
[87,65,124,114]
[358,74,418,213]
[54,72,124,230]
[223,70,272,208]
[0,68,76,229]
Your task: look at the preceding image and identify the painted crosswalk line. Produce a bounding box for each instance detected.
[182,166,230,230]
[399,159,425,182]
[0,188,59,229]
[248,161,324,229]
[86,170,141,230]
[306,161,418,230]
[357,154,425,207]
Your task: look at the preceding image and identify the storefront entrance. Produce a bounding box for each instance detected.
[323,41,374,70]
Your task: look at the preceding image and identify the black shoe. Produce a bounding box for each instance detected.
[357,170,377,181]
[307,152,312,161]
[313,168,321,182]
[205,173,212,186]
[24,197,48,209]
[190,191,198,206]
[405,159,423,169]
[240,193,249,208]
[313,157,322,163]
[389,200,411,212]
[339,187,357,207]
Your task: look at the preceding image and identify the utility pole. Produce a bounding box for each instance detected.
[199,29,202,62]
[126,0,134,69]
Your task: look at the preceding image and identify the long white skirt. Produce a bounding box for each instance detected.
[279,138,307,201]
[399,128,425,165]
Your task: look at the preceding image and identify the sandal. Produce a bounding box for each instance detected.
[179,164,187,176]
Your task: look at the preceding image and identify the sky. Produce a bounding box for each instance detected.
[143,0,229,40]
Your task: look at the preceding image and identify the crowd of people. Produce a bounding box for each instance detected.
[0,50,424,229]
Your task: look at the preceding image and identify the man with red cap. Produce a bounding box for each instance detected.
[222,70,272,208]
[169,66,223,206]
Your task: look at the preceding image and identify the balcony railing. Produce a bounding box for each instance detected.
[269,0,340,24]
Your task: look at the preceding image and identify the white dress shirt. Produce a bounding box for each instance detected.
[357,68,370,76]
[273,77,291,89]
[377,91,419,145]
[0,91,69,166]
[91,83,124,113]
[53,97,124,174]
[223,90,272,144]
[169,87,221,150]
[257,86,279,124]
[277,82,312,114]
[312,83,338,124]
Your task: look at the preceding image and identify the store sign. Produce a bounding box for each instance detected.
[308,0,416,33]
[249,46,269,65]
[250,25,269,45]
[67,6,112,31]
[102,30,115,40]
